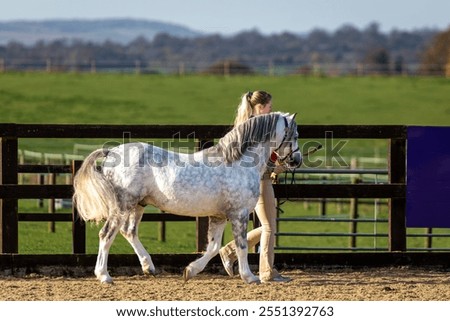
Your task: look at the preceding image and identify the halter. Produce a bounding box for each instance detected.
[273,115,300,166]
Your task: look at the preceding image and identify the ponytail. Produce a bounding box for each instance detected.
[234,92,253,127]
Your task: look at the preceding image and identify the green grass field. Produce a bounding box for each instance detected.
[2,73,449,126]
[1,72,450,254]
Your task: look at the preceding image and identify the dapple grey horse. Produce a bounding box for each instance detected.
[73,112,302,284]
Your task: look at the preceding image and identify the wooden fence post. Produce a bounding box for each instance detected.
[158,219,166,242]
[388,138,407,251]
[72,160,86,254]
[135,60,141,74]
[224,61,230,77]
[47,172,56,233]
[349,177,361,249]
[268,60,274,76]
[178,62,185,76]
[46,59,51,73]
[0,125,19,253]
[90,60,96,74]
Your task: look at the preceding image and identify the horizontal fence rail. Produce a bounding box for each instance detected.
[273,184,405,198]
[0,60,440,76]
[0,123,407,139]
[0,183,406,199]
[1,123,410,256]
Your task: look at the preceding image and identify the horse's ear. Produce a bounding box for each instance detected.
[288,113,297,121]
[288,113,298,130]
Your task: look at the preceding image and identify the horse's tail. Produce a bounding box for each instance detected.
[73,149,120,223]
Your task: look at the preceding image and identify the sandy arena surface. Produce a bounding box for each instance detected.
[1,267,450,301]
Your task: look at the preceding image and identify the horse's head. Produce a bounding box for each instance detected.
[273,113,302,169]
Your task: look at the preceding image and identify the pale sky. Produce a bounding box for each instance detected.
[1,0,449,34]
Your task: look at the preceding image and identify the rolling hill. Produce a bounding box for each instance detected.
[0,18,203,45]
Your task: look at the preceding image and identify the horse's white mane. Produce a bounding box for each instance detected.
[205,112,285,163]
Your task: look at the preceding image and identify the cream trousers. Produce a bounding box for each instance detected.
[221,178,280,282]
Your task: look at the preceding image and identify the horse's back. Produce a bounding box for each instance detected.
[103,142,260,217]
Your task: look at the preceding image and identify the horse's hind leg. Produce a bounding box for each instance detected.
[183,216,226,282]
[231,210,260,284]
[95,217,120,284]
[120,205,156,277]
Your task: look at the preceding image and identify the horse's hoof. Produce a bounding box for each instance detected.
[183,267,192,283]
[143,268,157,277]
[245,276,261,285]
[96,272,113,284]
[100,277,113,285]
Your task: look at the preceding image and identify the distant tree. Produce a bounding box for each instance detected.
[333,24,363,50]
[363,23,383,41]
[0,23,440,74]
[364,47,390,74]
[420,28,450,75]
[127,36,151,57]
[307,28,331,51]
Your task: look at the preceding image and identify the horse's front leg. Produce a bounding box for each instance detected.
[231,209,260,284]
[95,217,120,284]
[183,216,226,282]
[120,205,156,277]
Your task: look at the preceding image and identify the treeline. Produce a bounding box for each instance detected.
[0,22,444,74]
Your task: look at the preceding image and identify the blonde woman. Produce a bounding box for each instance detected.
[219,91,291,283]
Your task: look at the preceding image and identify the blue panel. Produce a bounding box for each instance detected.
[406,126,450,228]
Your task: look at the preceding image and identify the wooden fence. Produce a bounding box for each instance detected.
[0,123,406,256]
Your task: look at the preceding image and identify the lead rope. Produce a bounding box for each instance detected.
[274,144,323,213]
